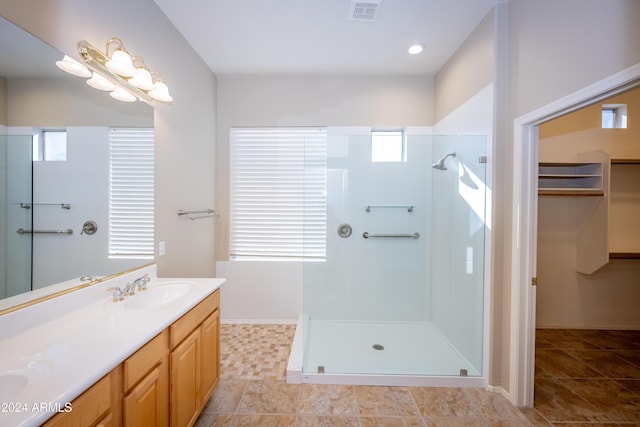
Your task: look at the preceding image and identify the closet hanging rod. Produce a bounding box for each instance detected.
[177,208,215,220]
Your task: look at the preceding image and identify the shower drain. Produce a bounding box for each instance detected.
[372,344,384,351]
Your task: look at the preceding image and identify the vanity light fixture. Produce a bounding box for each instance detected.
[57,38,173,105]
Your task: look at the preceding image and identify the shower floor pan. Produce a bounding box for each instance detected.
[287,318,485,387]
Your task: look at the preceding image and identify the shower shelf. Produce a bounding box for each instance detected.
[365,205,414,212]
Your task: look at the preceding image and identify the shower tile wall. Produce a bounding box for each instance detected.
[303,131,432,322]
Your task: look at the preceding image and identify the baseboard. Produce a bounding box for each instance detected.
[536,325,640,330]
[486,385,515,404]
[221,318,298,325]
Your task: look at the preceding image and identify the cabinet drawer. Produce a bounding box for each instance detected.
[43,371,112,427]
[124,329,169,392]
[170,290,219,349]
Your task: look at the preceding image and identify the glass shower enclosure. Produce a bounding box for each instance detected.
[0,134,33,299]
[301,129,487,383]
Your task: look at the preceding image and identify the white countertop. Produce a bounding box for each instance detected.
[0,265,225,427]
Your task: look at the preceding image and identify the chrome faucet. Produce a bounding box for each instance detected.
[122,281,139,296]
[107,286,125,302]
[132,274,151,291]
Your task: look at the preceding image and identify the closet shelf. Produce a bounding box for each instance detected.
[609,252,640,259]
[538,161,604,196]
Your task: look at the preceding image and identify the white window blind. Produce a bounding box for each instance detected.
[230,127,327,260]
[109,128,155,258]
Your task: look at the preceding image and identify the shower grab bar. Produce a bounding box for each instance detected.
[362,232,420,239]
[365,205,414,212]
[17,228,73,235]
[17,202,71,210]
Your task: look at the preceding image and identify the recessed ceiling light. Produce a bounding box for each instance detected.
[408,43,425,55]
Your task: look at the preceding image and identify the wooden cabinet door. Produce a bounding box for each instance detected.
[124,357,169,427]
[170,328,201,427]
[42,370,117,427]
[200,310,220,406]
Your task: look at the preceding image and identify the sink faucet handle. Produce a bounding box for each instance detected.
[107,286,125,302]
[122,281,138,296]
[134,274,151,291]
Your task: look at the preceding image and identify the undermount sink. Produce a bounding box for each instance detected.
[123,282,192,309]
[0,374,28,401]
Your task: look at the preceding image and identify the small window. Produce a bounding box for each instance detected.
[371,130,405,162]
[33,130,67,161]
[602,104,627,129]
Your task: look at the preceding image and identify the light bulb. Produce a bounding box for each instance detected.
[148,81,173,102]
[128,67,154,91]
[86,72,116,91]
[106,49,136,77]
[56,55,92,78]
[110,87,137,102]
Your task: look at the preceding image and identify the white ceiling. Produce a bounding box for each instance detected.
[153,0,499,76]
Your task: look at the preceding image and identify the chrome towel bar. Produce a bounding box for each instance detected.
[362,232,420,239]
[17,228,73,235]
[177,208,216,220]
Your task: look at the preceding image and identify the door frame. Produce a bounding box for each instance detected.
[509,63,640,407]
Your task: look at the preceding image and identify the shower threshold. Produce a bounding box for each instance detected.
[287,317,486,387]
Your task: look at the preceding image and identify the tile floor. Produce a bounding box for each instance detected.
[196,323,532,426]
[522,328,640,426]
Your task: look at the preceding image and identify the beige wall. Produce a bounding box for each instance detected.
[434,5,504,389]
[0,0,218,278]
[434,10,494,123]
[214,74,433,260]
[7,77,152,127]
[539,86,640,160]
[436,0,640,393]
[491,0,640,394]
[0,76,6,126]
[537,87,640,329]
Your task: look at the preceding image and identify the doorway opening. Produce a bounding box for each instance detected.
[510,63,640,407]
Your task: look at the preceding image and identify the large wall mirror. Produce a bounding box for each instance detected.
[0,15,154,311]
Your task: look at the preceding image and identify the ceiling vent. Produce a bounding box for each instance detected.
[349,0,382,22]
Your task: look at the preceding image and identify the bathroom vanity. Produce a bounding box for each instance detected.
[0,265,225,427]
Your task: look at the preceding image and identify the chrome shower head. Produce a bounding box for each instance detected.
[432,152,456,170]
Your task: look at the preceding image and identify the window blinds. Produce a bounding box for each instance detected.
[109,128,155,258]
[229,127,327,259]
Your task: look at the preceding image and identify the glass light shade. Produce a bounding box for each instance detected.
[148,81,173,102]
[106,49,136,77]
[128,67,154,91]
[109,87,137,102]
[86,72,116,91]
[55,55,92,78]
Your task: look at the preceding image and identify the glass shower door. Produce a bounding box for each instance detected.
[1,134,33,299]
[302,129,488,379]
